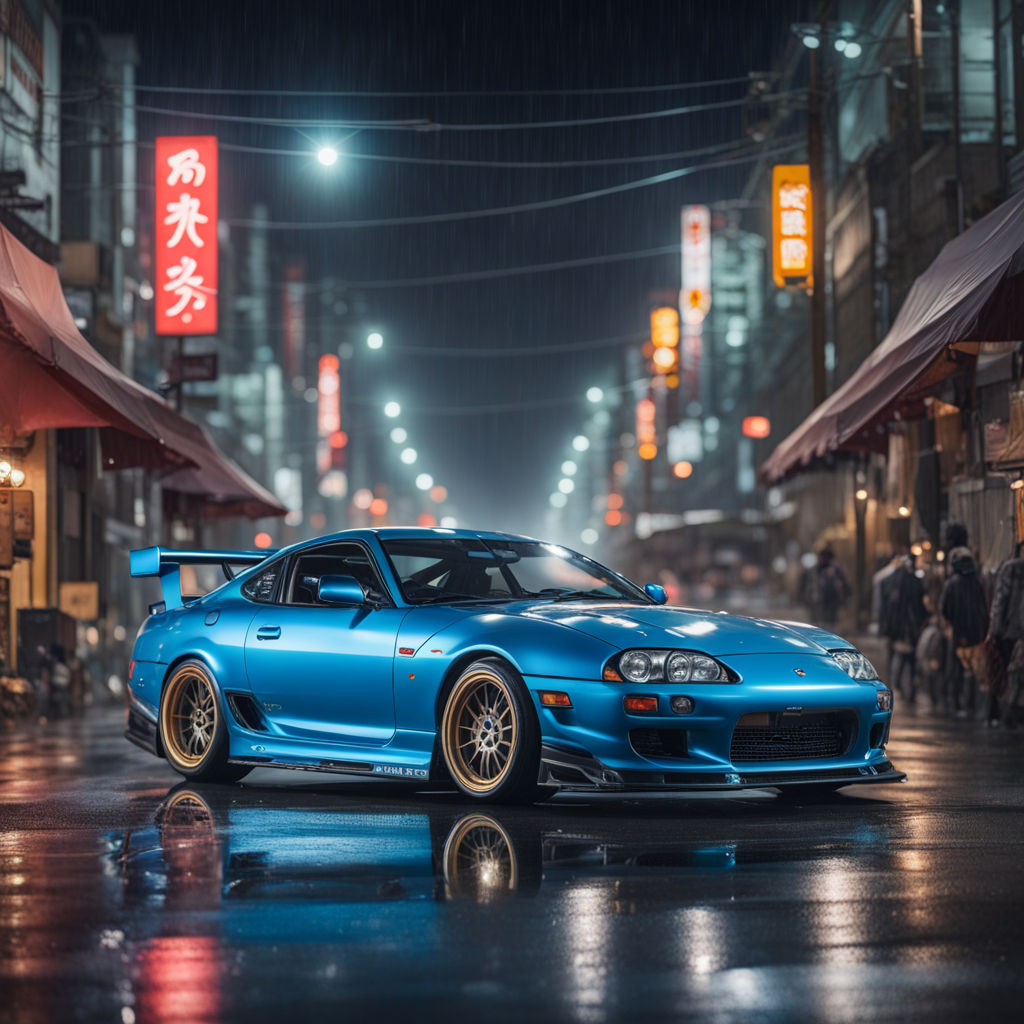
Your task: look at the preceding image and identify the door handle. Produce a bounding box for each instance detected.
[256,626,281,641]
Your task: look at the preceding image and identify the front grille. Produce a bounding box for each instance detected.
[629,728,688,760]
[729,710,856,763]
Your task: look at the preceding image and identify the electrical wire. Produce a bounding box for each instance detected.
[348,244,681,288]
[122,90,800,133]
[121,75,759,99]
[226,141,801,230]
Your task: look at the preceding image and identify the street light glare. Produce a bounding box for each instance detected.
[367,332,383,350]
[586,386,604,403]
[558,478,575,494]
[561,460,577,476]
[384,401,401,418]
[550,492,568,508]
[580,528,599,545]
[843,40,862,58]
[390,427,408,444]
[317,146,339,166]
[801,33,820,49]
[400,447,418,465]
[572,435,590,452]
[416,473,433,491]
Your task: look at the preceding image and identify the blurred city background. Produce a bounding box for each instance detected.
[1,0,1023,713]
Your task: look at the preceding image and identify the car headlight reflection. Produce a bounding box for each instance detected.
[609,649,731,684]
[829,649,879,681]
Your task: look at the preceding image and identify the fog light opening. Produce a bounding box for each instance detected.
[539,690,573,708]
[670,695,695,715]
[624,695,659,714]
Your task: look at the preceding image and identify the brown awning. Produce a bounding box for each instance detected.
[0,222,286,520]
[761,190,1024,484]
[158,424,288,520]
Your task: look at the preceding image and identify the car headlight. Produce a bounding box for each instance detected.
[605,649,731,683]
[829,649,879,681]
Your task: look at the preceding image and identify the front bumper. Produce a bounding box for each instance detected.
[538,743,905,791]
[528,652,904,792]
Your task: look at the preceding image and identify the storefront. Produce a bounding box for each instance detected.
[0,222,284,692]
[761,190,1024,614]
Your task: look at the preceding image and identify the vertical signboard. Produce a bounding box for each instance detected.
[771,164,812,288]
[282,264,306,380]
[316,354,341,476]
[680,206,711,404]
[155,136,219,335]
[649,306,679,376]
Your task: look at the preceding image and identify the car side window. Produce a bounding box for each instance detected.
[241,561,283,604]
[285,543,390,606]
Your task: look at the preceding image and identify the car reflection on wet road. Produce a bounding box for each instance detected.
[2,707,1024,1022]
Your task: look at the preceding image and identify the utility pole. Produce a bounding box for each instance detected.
[807,44,827,409]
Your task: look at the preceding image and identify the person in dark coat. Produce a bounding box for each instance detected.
[987,543,1024,727]
[802,546,851,627]
[882,557,927,701]
[940,547,989,717]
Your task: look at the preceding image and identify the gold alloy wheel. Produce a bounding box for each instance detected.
[442,667,519,793]
[443,813,518,900]
[160,665,219,769]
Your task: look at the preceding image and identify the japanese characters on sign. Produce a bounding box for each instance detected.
[680,205,711,405]
[155,136,218,335]
[771,164,812,288]
[680,206,711,325]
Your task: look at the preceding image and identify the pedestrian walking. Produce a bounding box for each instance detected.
[987,544,1024,727]
[915,602,948,707]
[46,645,72,720]
[940,547,990,718]
[881,557,927,701]
[802,546,851,627]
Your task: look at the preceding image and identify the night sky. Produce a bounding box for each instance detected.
[64,0,805,535]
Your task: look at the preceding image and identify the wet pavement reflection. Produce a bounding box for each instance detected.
[2,707,1024,1022]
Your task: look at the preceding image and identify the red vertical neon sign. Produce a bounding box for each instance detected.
[155,136,218,336]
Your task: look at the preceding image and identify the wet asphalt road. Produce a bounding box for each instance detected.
[2,706,1023,1023]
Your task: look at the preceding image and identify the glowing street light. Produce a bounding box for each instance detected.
[550,492,568,508]
[390,426,408,444]
[572,435,590,452]
[580,528,599,545]
[558,478,575,494]
[561,460,577,476]
[317,146,339,166]
[586,386,604,403]
[400,447,418,465]
[367,332,383,350]
[384,401,401,418]
[416,473,434,491]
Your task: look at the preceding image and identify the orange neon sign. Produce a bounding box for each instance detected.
[772,164,812,288]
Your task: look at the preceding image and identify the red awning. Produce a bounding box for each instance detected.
[158,425,288,520]
[0,223,286,520]
[761,190,1024,484]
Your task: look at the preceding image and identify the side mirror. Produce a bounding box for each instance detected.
[318,574,366,606]
[644,583,668,605]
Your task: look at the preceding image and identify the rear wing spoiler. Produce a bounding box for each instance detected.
[130,546,277,611]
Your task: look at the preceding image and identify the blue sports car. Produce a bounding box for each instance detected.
[126,529,904,803]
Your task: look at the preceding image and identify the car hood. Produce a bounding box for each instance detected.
[515,602,846,656]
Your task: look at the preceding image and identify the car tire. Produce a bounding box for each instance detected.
[440,658,546,804]
[158,659,251,784]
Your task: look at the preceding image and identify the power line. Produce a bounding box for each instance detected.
[349,245,681,289]
[122,75,758,99]
[226,142,801,230]
[122,90,801,134]
[381,331,646,356]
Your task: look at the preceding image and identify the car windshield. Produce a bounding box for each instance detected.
[381,536,650,605]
